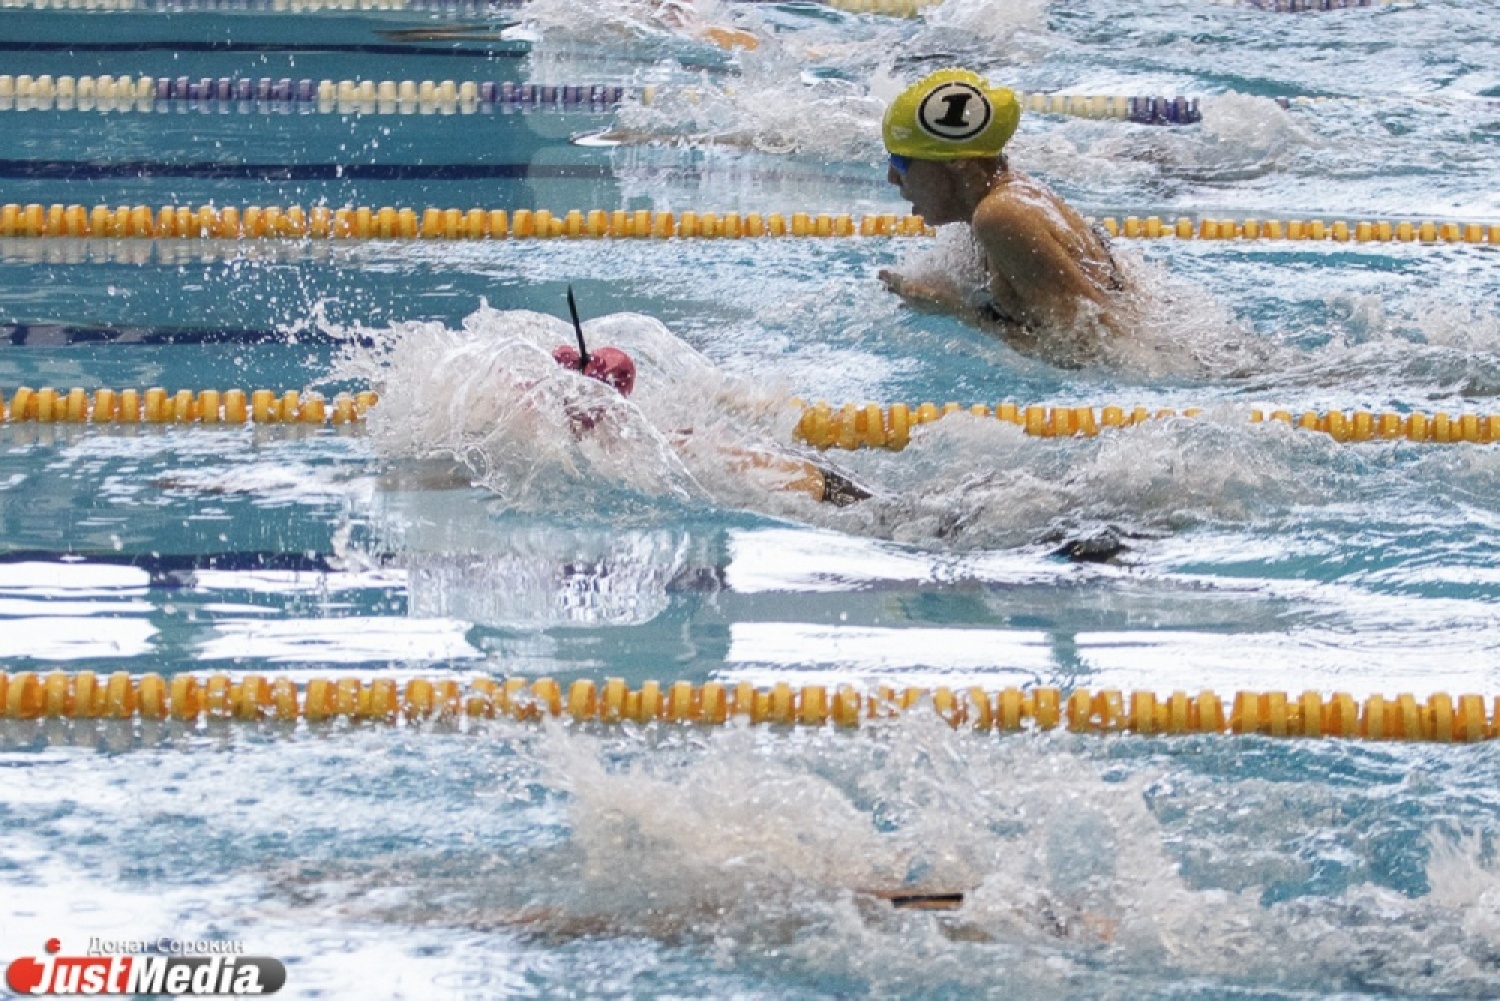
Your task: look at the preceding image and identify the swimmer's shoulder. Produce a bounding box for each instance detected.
[974,172,1122,291]
[976,171,1092,232]
[970,172,1075,246]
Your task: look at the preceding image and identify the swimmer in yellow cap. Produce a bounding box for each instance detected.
[879,69,1129,365]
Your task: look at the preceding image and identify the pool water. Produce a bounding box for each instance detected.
[2,1,1500,997]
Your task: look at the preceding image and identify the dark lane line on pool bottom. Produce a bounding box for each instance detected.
[0,552,732,593]
[0,325,376,346]
[0,161,614,180]
[0,41,530,57]
[0,551,396,589]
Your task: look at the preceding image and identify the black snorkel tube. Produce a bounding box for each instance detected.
[566,284,589,372]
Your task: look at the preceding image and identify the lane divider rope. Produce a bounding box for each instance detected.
[0,0,1415,14]
[1018,91,1200,124]
[794,401,1500,448]
[30,73,1486,128]
[0,203,932,239]
[1246,0,1405,9]
[6,73,1484,125]
[1018,90,1497,124]
[16,77,1495,126]
[0,0,511,8]
[2,203,1497,245]
[0,386,1493,451]
[827,0,1401,16]
[0,75,1208,126]
[2,672,1494,743]
[1100,214,1500,244]
[0,386,377,424]
[0,74,627,113]
[0,76,1213,126]
[1275,94,1500,113]
[820,0,936,15]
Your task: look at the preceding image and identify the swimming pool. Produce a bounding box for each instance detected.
[2,0,1500,996]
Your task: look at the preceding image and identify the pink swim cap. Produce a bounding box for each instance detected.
[553,345,636,397]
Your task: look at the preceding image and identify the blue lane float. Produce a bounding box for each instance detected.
[0,74,631,115]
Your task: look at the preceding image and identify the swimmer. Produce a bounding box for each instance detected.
[556,289,870,507]
[878,69,1133,366]
[645,0,759,49]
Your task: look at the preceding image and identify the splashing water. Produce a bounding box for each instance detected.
[516,0,752,57]
[328,306,871,522]
[1161,92,1321,183]
[250,719,1500,999]
[612,56,889,160]
[888,224,1267,379]
[328,306,1440,553]
[918,0,1052,54]
[329,308,700,509]
[1239,290,1500,403]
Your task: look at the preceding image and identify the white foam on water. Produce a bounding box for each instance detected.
[1016,92,1318,190]
[333,306,1476,550]
[251,720,1500,998]
[1243,288,1500,403]
[842,414,1365,548]
[328,308,708,511]
[1175,92,1322,181]
[612,54,888,160]
[919,0,1050,48]
[399,528,709,629]
[541,724,1500,996]
[516,0,753,56]
[7,720,1499,998]
[595,0,1054,161]
[888,225,1268,378]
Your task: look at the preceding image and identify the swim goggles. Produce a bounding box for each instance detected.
[888,153,911,174]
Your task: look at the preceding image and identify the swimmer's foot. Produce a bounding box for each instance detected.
[1043,526,1146,563]
[879,891,965,911]
[817,465,874,506]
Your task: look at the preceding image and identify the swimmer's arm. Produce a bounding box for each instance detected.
[971,194,1115,321]
[719,442,870,505]
[878,268,989,326]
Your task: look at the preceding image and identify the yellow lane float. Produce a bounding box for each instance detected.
[3,672,1495,743]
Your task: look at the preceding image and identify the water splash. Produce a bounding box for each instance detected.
[611,54,888,159]
[1168,92,1321,181]
[397,525,715,628]
[1019,93,1315,194]
[331,306,1482,550]
[328,306,878,524]
[244,719,1500,998]
[512,724,1500,996]
[515,0,755,62]
[1241,289,1500,402]
[888,224,1266,378]
[919,0,1052,52]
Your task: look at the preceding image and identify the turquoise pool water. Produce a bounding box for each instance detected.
[2,1,1500,997]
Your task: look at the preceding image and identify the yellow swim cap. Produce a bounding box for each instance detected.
[882,68,1021,160]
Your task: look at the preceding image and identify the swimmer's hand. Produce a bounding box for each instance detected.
[879,269,957,314]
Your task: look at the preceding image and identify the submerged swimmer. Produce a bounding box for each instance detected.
[555,289,870,506]
[656,0,759,50]
[879,69,1132,366]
